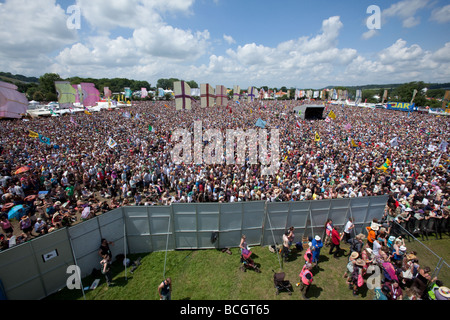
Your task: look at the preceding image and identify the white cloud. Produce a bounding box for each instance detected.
[382,0,430,28]
[76,0,194,33]
[362,29,378,40]
[223,34,235,45]
[0,0,78,62]
[378,39,424,64]
[430,4,450,23]
[432,42,450,62]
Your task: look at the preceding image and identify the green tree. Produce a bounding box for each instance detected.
[38,73,62,95]
[187,80,198,89]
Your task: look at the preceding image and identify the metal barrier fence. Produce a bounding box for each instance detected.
[9,195,444,300]
[390,220,450,286]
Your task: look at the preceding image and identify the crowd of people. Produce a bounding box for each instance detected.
[0,99,449,248]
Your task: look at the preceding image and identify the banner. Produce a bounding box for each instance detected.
[174,81,192,110]
[233,85,240,101]
[215,85,228,106]
[442,90,450,109]
[248,86,256,102]
[355,89,362,105]
[386,102,415,112]
[200,83,215,108]
[141,88,148,98]
[382,90,388,104]
[124,87,132,99]
[104,87,112,98]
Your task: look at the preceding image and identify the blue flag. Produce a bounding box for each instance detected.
[255,118,266,128]
[38,134,51,145]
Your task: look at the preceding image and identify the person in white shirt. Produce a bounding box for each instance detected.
[343,218,354,243]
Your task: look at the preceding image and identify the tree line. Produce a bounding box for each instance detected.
[1,72,449,108]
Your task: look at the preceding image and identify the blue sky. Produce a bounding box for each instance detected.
[0,0,449,89]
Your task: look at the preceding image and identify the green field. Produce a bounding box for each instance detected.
[46,234,450,300]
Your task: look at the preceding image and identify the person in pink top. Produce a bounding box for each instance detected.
[0,215,13,235]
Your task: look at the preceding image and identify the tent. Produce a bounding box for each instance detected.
[293,105,325,120]
[0,81,28,119]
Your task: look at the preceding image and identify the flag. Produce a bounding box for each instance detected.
[410,89,418,104]
[200,83,215,108]
[84,110,92,115]
[28,130,39,138]
[351,139,358,148]
[174,81,192,110]
[390,137,399,147]
[344,123,352,131]
[70,117,78,126]
[107,137,117,148]
[247,86,256,102]
[325,117,330,123]
[38,134,51,145]
[433,154,442,168]
[377,158,392,172]
[438,140,448,152]
[328,110,336,119]
[148,125,155,132]
[296,120,301,128]
[164,104,169,108]
[314,132,320,142]
[382,90,388,104]
[255,118,266,128]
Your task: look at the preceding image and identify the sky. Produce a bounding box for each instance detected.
[0,0,449,89]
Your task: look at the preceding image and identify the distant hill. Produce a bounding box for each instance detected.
[0,72,39,84]
[323,82,450,90]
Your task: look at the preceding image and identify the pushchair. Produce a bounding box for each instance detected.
[240,249,261,273]
[273,270,293,295]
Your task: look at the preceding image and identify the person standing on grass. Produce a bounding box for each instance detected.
[343,217,354,243]
[99,238,114,260]
[158,277,172,300]
[324,219,333,247]
[100,254,113,287]
[298,263,313,300]
[329,226,343,259]
[311,235,323,267]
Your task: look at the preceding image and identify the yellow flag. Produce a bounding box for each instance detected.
[28,130,39,138]
[377,158,392,171]
[314,132,320,142]
[328,110,336,119]
[84,110,92,115]
[351,139,358,147]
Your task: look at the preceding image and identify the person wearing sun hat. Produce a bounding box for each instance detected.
[344,251,359,280]
[435,285,450,300]
[311,235,323,267]
[366,221,379,249]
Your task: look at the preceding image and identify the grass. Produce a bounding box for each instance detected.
[45,234,450,300]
